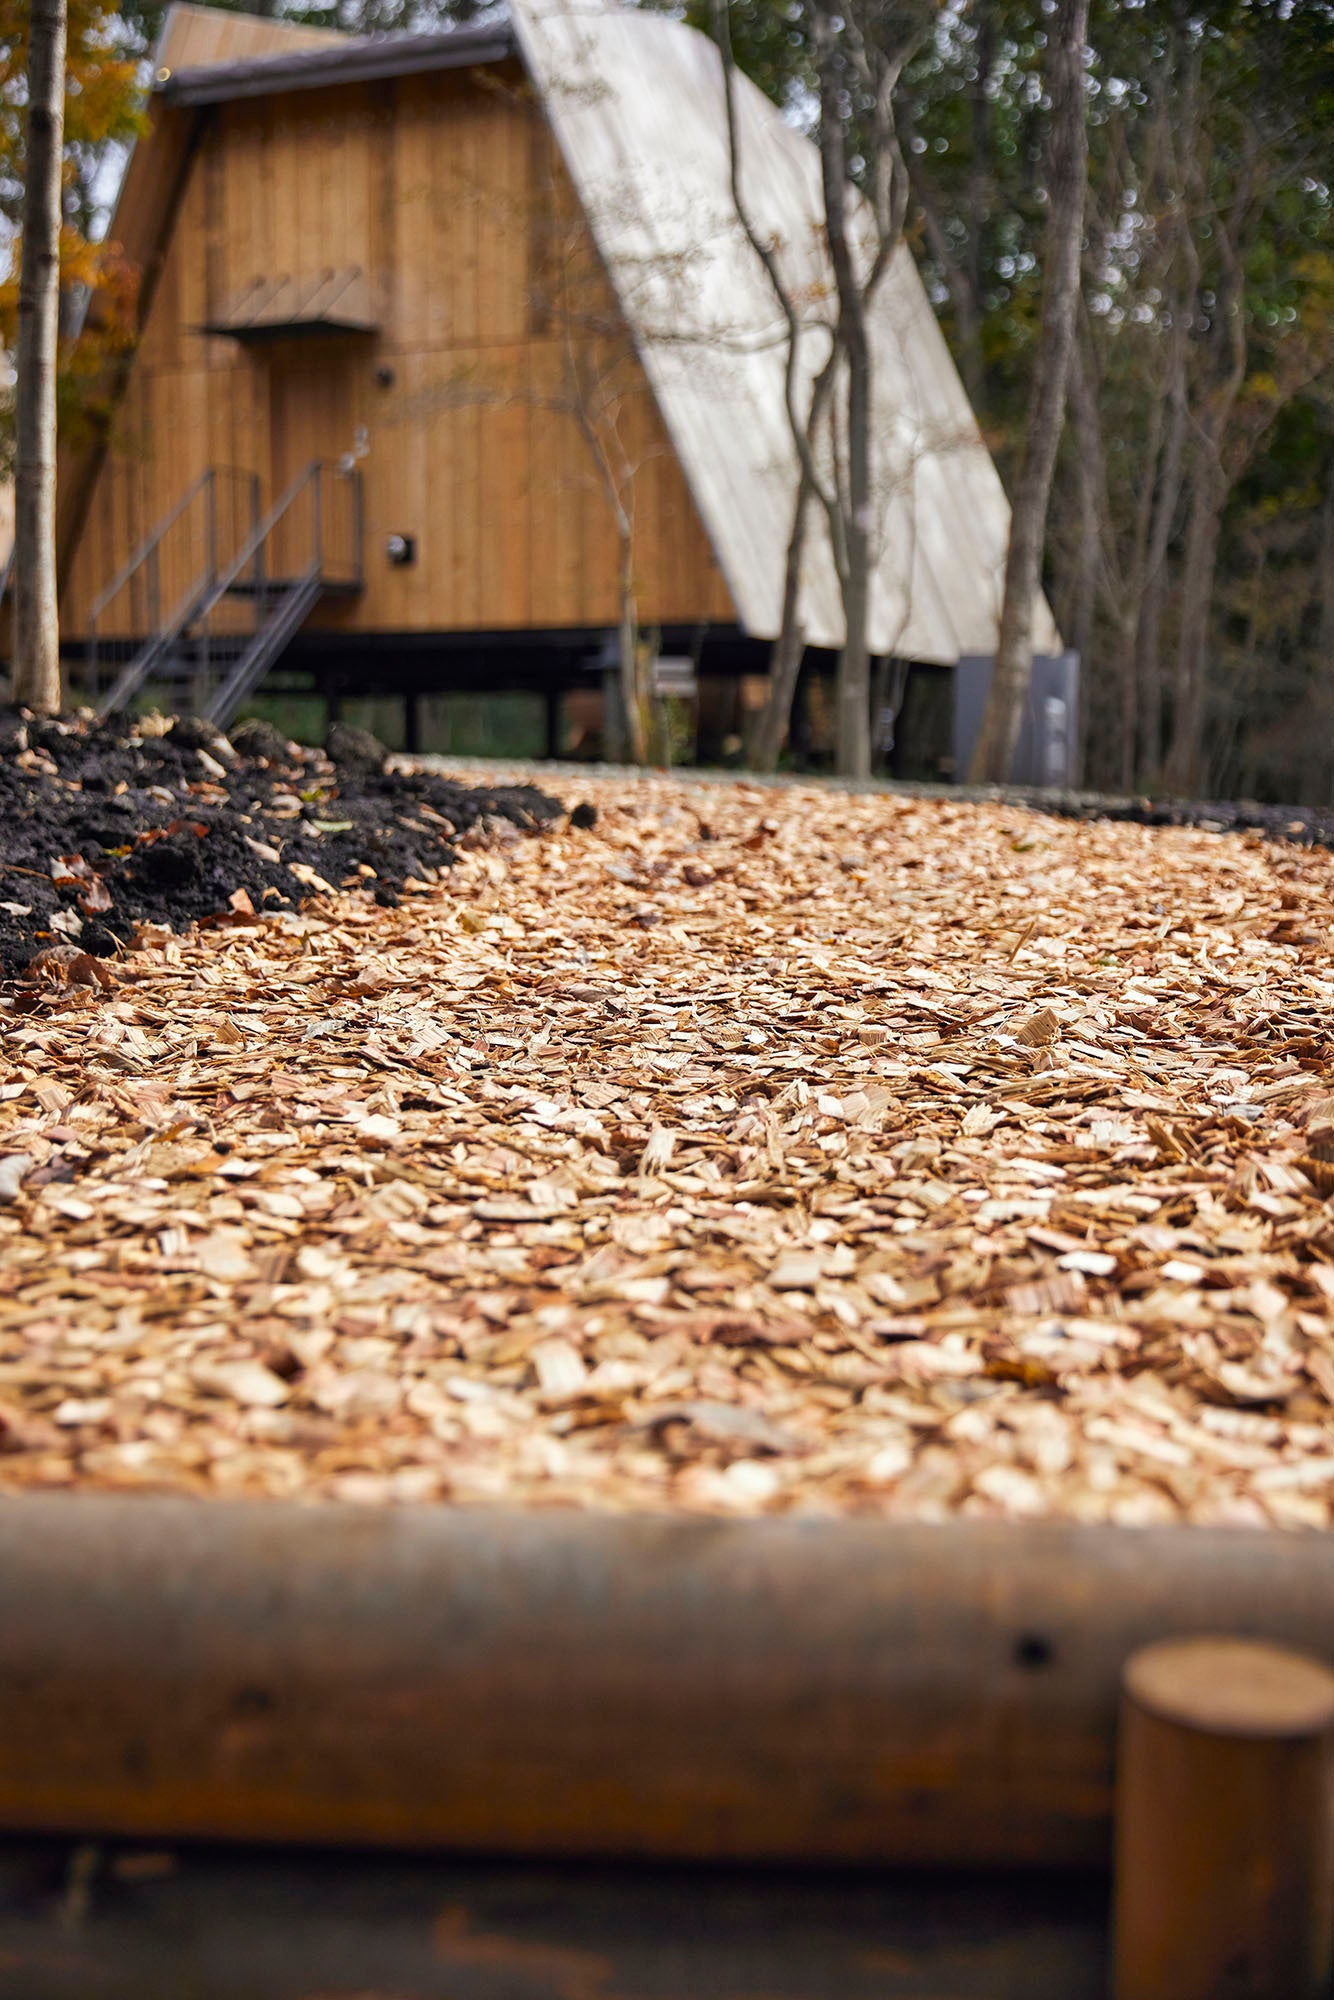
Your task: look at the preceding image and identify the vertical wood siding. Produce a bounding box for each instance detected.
[61,57,736,642]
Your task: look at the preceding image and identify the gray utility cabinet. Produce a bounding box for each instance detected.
[952,652,1080,788]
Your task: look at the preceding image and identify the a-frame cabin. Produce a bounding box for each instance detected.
[56,0,1060,751]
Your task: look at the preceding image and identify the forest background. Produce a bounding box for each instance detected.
[1,0,1331,801]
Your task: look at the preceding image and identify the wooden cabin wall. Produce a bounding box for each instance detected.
[62,61,736,643]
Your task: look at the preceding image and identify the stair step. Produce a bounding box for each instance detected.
[224,578,301,598]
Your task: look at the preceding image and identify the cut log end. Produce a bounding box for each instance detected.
[1122,1634,1334,1740]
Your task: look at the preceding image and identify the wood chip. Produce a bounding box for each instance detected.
[192,1361,291,1408]
[1,767,1332,1524]
[1013,1008,1060,1047]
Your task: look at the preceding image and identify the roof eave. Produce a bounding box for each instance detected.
[158,24,518,106]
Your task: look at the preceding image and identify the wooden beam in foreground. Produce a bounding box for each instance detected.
[0,1498,1328,1867]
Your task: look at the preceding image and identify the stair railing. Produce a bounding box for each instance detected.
[304,457,364,589]
[196,460,364,727]
[192,457,363,622]
[96,458,363,721]
[86,467,261,702]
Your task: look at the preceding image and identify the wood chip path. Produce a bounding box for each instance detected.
[3,772,1333,1525]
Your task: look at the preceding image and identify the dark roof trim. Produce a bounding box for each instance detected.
[157,23,518,106]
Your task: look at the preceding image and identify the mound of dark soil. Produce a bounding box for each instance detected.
[0,712,575,977]
[918,777,1334,849]
[1030,790,1334,845]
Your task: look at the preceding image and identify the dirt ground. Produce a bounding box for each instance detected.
[0,711,567,974]
[2,762,1333,1524]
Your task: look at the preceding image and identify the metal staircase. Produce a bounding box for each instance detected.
[86,460,363,729]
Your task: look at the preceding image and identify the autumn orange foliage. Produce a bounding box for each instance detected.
[0,0,144,457]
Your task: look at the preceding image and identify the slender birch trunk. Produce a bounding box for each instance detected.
[967,0,1089,783]
[834,315,873,779]
[12,0,66,716]
[750,476,812,772]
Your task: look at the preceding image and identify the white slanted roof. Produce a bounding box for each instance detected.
[512,0,1060,661]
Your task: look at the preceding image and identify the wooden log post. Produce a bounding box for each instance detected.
[1113,1637,1334,2000]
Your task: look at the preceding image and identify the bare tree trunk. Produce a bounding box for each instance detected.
[1132,364,1187,783]
[617,534,648,766]
[750,479,811,772]
[835,311,873,779]
[1319,466,1334,701]
[1071,474,1102,790]
[714,0,839,774]
[907,143,985,413]
[1133,47,1199,785]
[1213,545,1265,799]
[964,0,995,407]
[1163,468,1226,795]
[837,521,872,778]
[814,23,873,782]
[1310,467,1334,805]
[560,299,647,764]
[1162,121,1253,795]
[717,0,921,783]
[1065,338,1108,786]
[13,0,67,717]
[967,0,1089,784]
[1135,588,1166,786]
[751,354,838,772]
